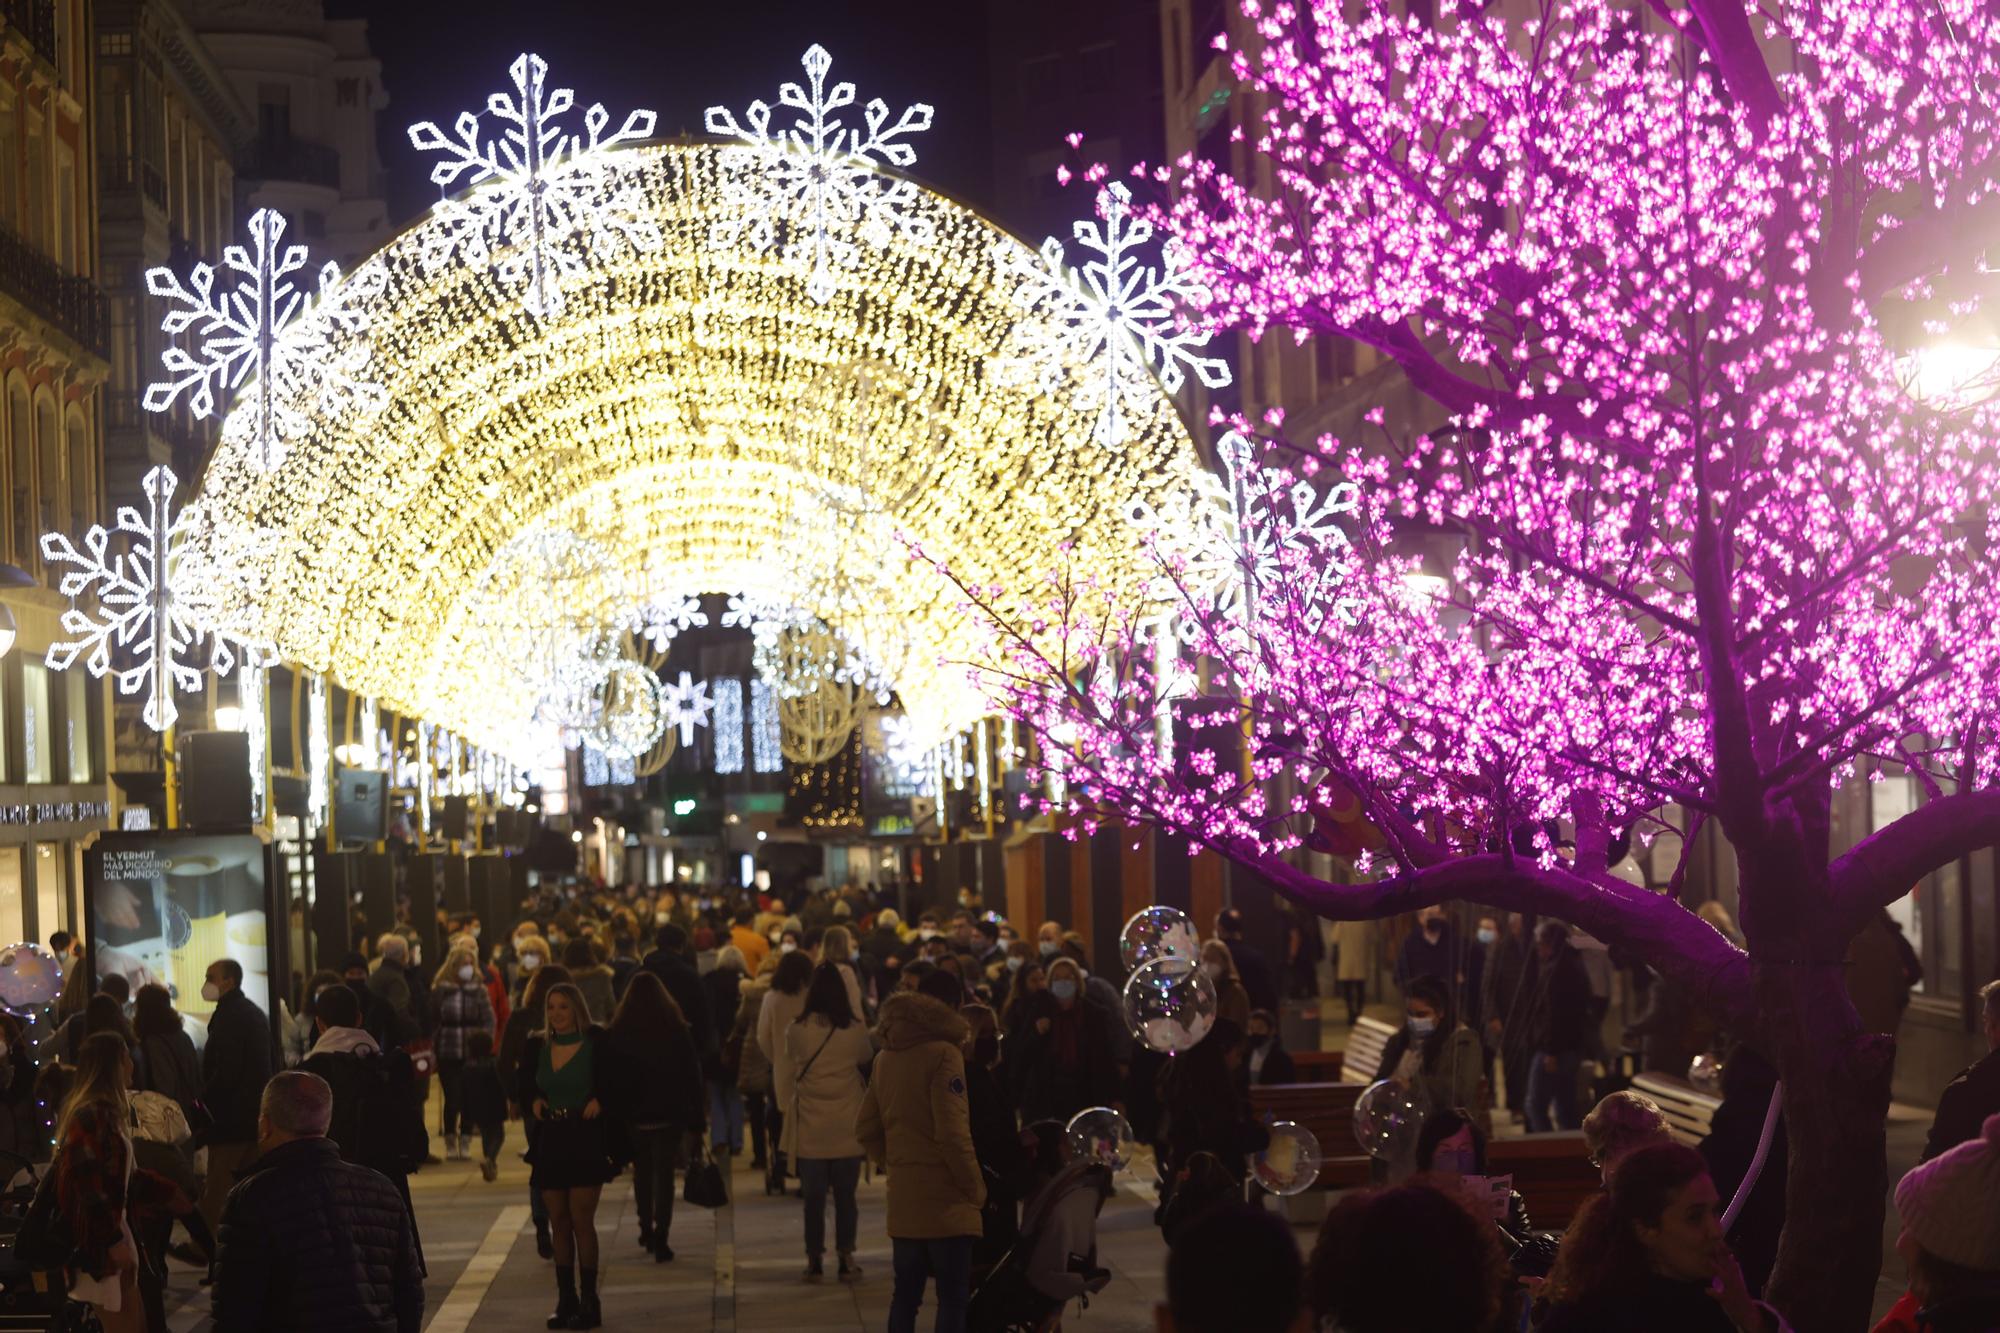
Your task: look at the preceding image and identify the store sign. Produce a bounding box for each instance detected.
[0,800,112,826]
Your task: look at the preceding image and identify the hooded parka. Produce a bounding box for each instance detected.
[856,992,986,1239]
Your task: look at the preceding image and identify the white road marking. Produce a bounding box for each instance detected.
[424,1203,532,1333]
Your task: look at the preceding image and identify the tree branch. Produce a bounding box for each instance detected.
[1682,0,1783,126]
[1856,184,2000,303]
[1222,842,1756,1027]
[1827,786,2000,933]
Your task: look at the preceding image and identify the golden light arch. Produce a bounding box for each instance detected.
[190,142,1214,759]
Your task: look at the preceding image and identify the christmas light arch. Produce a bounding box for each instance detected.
[185,142,1216,760]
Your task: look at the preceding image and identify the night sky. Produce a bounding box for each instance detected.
[325,0,996,228]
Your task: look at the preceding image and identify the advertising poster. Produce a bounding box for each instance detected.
[87,832,274,1041]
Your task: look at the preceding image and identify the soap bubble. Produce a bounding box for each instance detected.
[0,944,62,1014]
[1352,1079,1424,1161]
[1065,1106,1135,1171]
[1688,1052,1722,1094]
[1253,1120,1324,1196]
[1118,905,1200,972]
[1122,956,1216,1054]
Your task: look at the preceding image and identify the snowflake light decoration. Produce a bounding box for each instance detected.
[997,181,1231,450]
[704,43,935,304]
[663,670,714,746]
[142,208,385,471]
[408,52,660,319]
[40,466,274,731]
[634,593,709,650]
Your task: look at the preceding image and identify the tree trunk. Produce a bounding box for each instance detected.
[1756,904,1895,1331]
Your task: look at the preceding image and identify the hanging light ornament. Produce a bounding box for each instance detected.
[581,658,668,759]
[769,620,863,763]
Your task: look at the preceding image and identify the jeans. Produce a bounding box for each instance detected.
[474,1119,504,1161]
[438,1058,466,1137]
[798,1157,860,1257]
[889,1235,974,1333]
[709,1084,745,1152]
[1525,1049,1582,1131]
[631,1124,682,1245]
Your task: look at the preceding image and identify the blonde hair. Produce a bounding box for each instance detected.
[56,1031,130,1142]
[435,943,481,989]
[821,926,853,961]
[1582,1091,1673,1166]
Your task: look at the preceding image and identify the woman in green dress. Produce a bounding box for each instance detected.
[516,981,619,1330]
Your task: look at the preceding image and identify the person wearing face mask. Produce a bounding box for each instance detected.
[1199,940,1253,1029]
[1014,958,1119,1124]
[1541,1142,1790,1332]
[1035,921,1064,962]
[511,931,554,1009]
[1240,1009,1296,1089]
[1372,975,1488,1148]
[429,943,497,1163]
[1413,1107,1536,1247]
[1395,907,1466,1015]
[197,957,274,1236]
[987,939,1034,1010]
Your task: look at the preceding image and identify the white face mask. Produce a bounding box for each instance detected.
[458,965,477,982]
[1006,955,1023,972]
[201,981,221,1004]
[780,941,797,954]
[520,953,543,972]
[655,911,669,926]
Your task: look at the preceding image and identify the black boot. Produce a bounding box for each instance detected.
[535,1217,554,1260]
[570,1266,601,1329]
[547,1265,577,1330]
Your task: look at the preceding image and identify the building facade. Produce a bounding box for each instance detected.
[0,0,113,946]
[187,0,387,269]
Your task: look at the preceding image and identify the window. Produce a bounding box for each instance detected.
[35,393,60,541]
[0,850,22,949]
[1874,776,1961,998]
[64,667,90,782]
[22,662,51,784]
[258,83,291,144]
[1075,44,1116,87]
[34,843,62,942]
[7,380,30,563]
[66,411,88,530]
[99,32,132,56]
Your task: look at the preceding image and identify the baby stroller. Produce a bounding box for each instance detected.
[0,1149,97,1331]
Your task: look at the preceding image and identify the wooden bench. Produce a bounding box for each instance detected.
[1488,1132,1602,1230]
[1292,1049,1341,1082]
[1338,1015,1398,1085]
[1630,1073,1721,1148]
[1249,1080,1370,1190]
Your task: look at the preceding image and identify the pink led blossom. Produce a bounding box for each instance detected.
[951,2,2000,1324]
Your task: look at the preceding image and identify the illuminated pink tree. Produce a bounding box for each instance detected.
[955,1,2000,1325]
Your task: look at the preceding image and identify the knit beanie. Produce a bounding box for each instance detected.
[1895,1112,2000,1271]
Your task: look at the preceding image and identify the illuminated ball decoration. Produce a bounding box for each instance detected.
[1118,905,1200,972]
[1253,1120,1323,1196]
[1064,1106,1135,1171]
[1121,956,1217,1054]
[584,659,667,759]
[1353,1080,1424,1162]
[182,142,1219,764]
[0,944,61,1013]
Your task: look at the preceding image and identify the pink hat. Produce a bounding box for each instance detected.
[1895,1112,2000,1270]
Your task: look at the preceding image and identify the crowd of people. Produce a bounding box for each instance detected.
[12,880,1996,1333]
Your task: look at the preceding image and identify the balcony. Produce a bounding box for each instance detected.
[0,0,56,70]
[240,135,341,192]
[105,390,209,460]
[0,222,106,357]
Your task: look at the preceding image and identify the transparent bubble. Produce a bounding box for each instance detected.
[1118,905,1200,972]
[1122,956,1217,1054]
[1065,1106,1135,1171]
[1688,1053,1722,1094]
[1253,1120,1324,1196]
[0,944,63,1013]
[1352,1079,1424,1162]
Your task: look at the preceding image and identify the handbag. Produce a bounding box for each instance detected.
[11,1161,74,1271]
[405,1038,437,1079]
[681,1141,727,1209]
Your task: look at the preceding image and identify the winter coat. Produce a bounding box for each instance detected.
[700,965,745,1082]
[733,977,774,1095]
[428,981,495,1063]
[1524,944,1593,1058]
[777,1015,873,1160]
[203,987,274,1143]
[366,960,418,1044]
[496,1003,540,1103]
[570,964,617,1027]
[1541,1270,1792,1333]
[730,925,770,977]
[856,992,985,1239]
[1924,1045,2000,1163]
[1333,919,1372,983]
[213,1136,424,1333]
[1480,929,1529,1024]
[1012,993,1121,1124]
[640,948,715,1058]
[1222,937,1280,1014]
[1021,1163,1113,1303]
[757,984,810,1102]
[482,963,510,1034]
[301,1026,422,1178]
[603,1022,704,1130]
[1374,1023,1487,1118]
[142,1027,203,1110]
[460,1057,507,1131]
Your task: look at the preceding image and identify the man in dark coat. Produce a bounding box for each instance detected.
[214,1071,423,1333]
[199,958,273,1234]
[641,923,715,1059]
[1923,979,2000,1162]
[1215,909,1281,1015]
[1395,907,1466,1010]
[1521,921,1593,1132]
